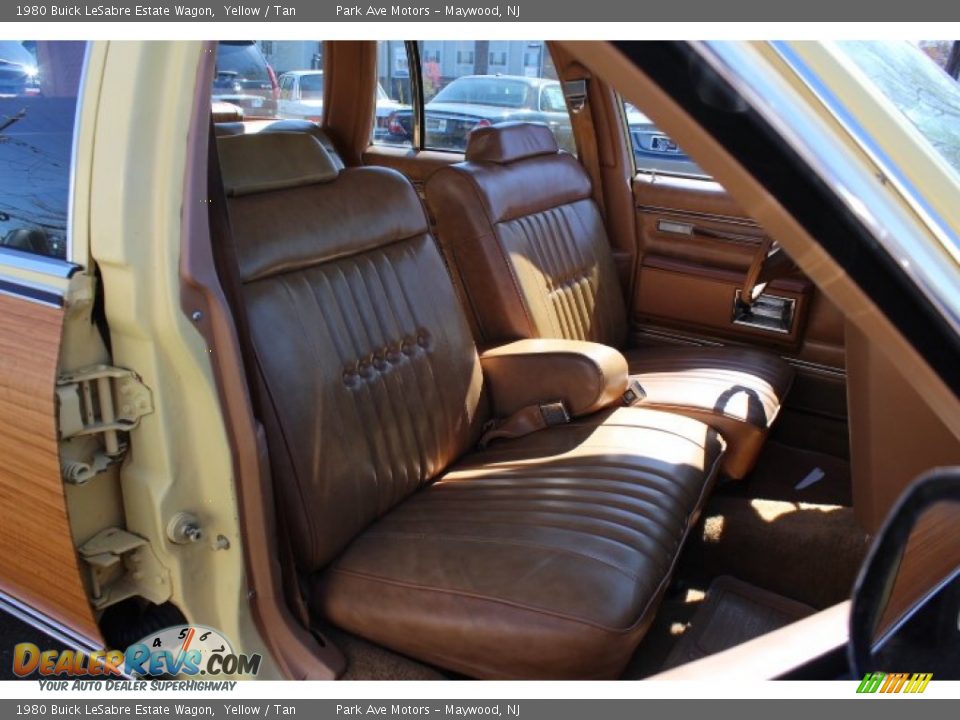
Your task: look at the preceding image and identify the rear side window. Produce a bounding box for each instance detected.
[0,41,87,261]
[210,41,326,123]
[374,41,575,155]
[374,41,414,148]
[622,99,710,179]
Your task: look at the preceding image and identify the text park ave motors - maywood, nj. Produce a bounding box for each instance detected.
[19,5,298,17]
[336,5,521,17]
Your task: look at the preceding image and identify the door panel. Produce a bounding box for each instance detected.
[629,173,848,457]
[635,255,811,350]
[0,290,100,640]
[631,173,845,369]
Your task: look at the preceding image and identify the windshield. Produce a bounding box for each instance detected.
[431,77,531,108]
[836,41,960,177]
[299,73,322,99]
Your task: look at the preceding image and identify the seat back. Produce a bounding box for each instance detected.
[426,122,627,348]
[217,131,487,572]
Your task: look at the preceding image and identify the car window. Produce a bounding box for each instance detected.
[622,99,710,179]
[278,74,295,100]
[540,84,566,112]
[432,77,532,108]
[0,41,87,261]
[836,41,960,179]
[299,73,323,100]
[212,41,326,122]
[374,41,414,148]
[373,41,573,155]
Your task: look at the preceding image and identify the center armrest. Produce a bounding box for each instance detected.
[480,339,629,418]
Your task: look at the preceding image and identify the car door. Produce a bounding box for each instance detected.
[0,40,103,646]
[623,106,849,457]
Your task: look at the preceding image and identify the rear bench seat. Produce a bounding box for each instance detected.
[214,130,724,679]
[425,122,795,479]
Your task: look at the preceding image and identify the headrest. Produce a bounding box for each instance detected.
[217,132,339,196]
[227,166,430,284]
[211,101,244,124]
[214,119,345,171]
[465,122,559,164]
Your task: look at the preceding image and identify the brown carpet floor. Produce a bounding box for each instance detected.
[323,626,448,680]
[722,440,853,506]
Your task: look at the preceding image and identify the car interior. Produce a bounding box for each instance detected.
[188,40,960,680]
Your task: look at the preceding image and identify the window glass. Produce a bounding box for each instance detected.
[374,41,414,147]
[836,41,960,178]
[622,100,709,178]
[211,41,325,122]
[400,40,574,154]
[0,41,87,261]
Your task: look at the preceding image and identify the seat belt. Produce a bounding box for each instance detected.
[207,122,312,629]
[563,76,607,220]
[477,378,646,450]
[478,401,570,450]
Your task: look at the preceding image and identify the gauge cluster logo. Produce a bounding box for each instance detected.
[12,625,262,679]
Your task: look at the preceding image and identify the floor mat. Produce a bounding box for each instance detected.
[724,441,852,506]
[662,576,815,670]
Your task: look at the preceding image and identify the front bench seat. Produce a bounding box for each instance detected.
[215,131,723,679]
[425,122,794,479]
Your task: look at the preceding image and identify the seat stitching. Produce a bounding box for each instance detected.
[326,566,653,635]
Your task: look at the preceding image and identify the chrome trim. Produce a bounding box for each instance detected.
[783,357,847,379]
[694,42,960,341]
[0,273,64,308]
[632,326,725,347]
[636,204,763,229]
[732,290,796,335]
[0,588,101,655]
[774,42,960,269]
[66,41,92,269]
[0,246,80,279]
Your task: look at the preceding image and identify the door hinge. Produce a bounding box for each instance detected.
[56,365,154,484]
[78,527,171,610]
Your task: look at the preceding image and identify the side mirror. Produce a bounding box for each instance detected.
[849,468,960,678]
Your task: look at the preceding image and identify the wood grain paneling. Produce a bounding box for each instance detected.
[878,501,960,637]
[0,291,100,641]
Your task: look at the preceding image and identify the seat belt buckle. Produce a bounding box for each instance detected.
[622,379,646,406]
[538,401,571,426]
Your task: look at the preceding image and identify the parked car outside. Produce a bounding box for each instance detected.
[211,40,279,118]
[384,74,702,175]
[278,69,407,138]
[385,74,576,152]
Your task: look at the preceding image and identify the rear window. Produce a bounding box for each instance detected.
[215,42,270,83]
[432,77,532,108]
[299,73,323,99]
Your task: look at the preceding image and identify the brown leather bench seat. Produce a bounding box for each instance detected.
[425,122,795,479]
[215,130,723,679]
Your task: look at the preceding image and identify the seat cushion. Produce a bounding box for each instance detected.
[312,407,724,679]
[624,345,794,479]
